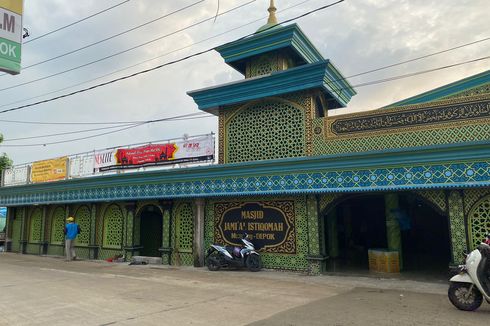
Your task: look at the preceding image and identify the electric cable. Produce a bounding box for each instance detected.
[2,55,488,148]
[2,123,141,141]
[0,0,257,92]
[0,0,316,111]
[7,0,206,72]
[24,0,131,44]
[1,112,213,145]
[0,0,346,114]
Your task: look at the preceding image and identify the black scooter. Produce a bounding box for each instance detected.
[206,234,261,272]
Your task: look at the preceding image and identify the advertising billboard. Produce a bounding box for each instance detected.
[95,135,214,171]
[0,0,23,75]
[31,157,68,183]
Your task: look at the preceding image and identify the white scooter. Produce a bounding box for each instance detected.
[448,240,490,311]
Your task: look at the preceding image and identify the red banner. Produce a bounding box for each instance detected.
[116,144,177,165]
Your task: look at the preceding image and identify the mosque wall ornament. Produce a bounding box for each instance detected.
[326,94,490,138]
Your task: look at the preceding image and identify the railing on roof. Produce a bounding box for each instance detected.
[1,133,215,187]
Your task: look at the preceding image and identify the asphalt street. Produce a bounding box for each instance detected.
[0,253,488,326]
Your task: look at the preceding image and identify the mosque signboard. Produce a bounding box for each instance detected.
[215,201,296,254]
[0,0,23,75]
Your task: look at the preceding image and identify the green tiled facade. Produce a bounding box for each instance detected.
[3,15,490,276]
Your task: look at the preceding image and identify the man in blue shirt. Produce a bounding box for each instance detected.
[64,217,80,261]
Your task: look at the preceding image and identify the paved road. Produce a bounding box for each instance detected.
[0,253,488,326]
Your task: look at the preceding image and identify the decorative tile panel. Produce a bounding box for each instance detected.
[467,195,490,249]
[448,191,467,263]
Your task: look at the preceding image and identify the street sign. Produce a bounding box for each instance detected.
[0,0,23,75]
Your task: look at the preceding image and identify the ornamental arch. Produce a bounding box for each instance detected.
[173,203,194,266]
[467,195,490,249]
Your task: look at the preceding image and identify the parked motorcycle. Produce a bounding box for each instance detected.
[206,234,261,272]
[448,235,490,311]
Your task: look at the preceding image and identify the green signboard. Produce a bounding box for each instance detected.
[0,0,23,75]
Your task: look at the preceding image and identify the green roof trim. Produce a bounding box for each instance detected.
[384,69,490,108]
[215,24,325,74]
[187,60,356,112]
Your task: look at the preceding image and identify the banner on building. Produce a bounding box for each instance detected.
[31,157,68,183]
[214,201,296,254]
[69,155,95,178]
[0,0,23,75]
[95,135,214,171]
[2,164,28,186]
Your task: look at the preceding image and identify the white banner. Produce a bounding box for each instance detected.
[69,155,95,178]
[2,165,29,186]
[94,149,117,170]
[174,135,215,159]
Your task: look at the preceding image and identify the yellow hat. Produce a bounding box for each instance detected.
[66,217,74,222]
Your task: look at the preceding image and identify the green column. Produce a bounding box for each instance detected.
[327,208,339,258]
[5,207,13,251]
[39,206,48,255]
[306,195,322,275]
[385,193,402,269]
[124,203,136,261]
[193,199,205,267]
[448,191,467,265]
[161,205,172,265]
[20,207,27,254]
[90,204,97,259]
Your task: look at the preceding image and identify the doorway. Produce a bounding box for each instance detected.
[324,193,451,278]
[139,205,163,257]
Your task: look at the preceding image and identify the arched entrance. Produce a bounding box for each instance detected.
[323,192,451,277]
[139,205,163,257]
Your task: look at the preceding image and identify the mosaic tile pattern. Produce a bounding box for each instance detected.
[307,195,320,256]
[448,191,467,263]
[416,190,447,214]
[467,195,490,249]
[173,203,194,266]
[50,207,65,245]
[103,204,123,249]
[463,189,490,215]
[10,209,23,252]
[29,208,42,243]
[226,100,305,163]
[3,161,490,206]
[75,205,91,246]
[313,118,490,156]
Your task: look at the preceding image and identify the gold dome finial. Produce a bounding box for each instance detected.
[267,0,278,25]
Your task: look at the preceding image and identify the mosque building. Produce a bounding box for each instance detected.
[1,1,489,276]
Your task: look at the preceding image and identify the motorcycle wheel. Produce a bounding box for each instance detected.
[448,282,483,311]
[207,254,221,271]
[246,254,262,272]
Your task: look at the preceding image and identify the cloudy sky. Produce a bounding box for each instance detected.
[0,0,488,165]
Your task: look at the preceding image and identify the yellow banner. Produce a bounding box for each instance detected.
[31,157,67,183]
[0,0,23,14]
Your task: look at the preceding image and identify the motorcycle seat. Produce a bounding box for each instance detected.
[225,246,241,258]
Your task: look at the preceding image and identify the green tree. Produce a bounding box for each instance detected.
[0,133,13,172]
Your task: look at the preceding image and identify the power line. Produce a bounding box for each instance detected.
[2,123,140,141]
[0,0,314,111]
[0,0,257,92]
[24,0,131,44]
[3,54,487,147]
[0,0,346,114]
[0,113,213,147]
[7,0,206,73]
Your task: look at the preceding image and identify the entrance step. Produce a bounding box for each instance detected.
[130,256,162,265]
